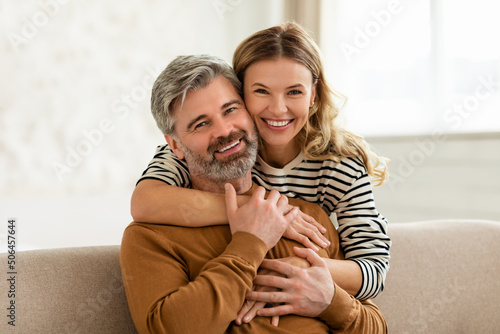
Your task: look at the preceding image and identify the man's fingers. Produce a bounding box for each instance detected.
[253,274,288,290]
[293,246,327,268]
[246,290,291,304]
[276,194,289,211]
[283,206,299,223]
[259,259,295,277]
[266,189,281,205]
[224,183,238,215]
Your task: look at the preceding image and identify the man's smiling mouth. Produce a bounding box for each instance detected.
[216,139,241,153]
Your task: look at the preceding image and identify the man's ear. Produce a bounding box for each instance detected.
[164,134,185,160]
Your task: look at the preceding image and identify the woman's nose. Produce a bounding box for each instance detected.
[268,95,287,115]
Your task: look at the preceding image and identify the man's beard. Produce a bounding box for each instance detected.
[178,128,258,182]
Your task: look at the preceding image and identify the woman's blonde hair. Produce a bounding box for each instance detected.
[233,22,388,185]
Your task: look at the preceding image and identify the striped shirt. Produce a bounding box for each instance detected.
[138,144,391,300]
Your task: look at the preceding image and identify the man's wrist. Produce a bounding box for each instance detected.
[225,231,267,266]
[318,283,355,329]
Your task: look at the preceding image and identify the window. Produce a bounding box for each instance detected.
[320,0,500,137]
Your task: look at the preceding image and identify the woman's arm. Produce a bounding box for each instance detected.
[131,179,330,250]
[131,179,248,226]
[324,259,362,296]
[334,158,391,300]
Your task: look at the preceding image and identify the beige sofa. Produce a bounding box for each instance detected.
[1,219,499,333]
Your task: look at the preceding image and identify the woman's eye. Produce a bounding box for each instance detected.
[288,89,302,95]
[254,89,268,94]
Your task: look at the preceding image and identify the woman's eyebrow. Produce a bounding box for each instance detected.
[251,82,307,89]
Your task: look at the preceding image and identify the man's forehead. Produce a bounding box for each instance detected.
[174,77,241,124]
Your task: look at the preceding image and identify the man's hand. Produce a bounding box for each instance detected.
[225,184,298,250]
[246,247,335,318]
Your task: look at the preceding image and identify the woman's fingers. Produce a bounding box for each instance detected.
[293,246,328,268]
[236,299,257,325]
[295,221,330,248]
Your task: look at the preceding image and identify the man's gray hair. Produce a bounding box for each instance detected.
[151,55,242,135]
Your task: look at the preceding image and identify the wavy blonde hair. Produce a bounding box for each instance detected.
[233,22,388,185]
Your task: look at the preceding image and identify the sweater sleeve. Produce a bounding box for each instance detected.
[120,226,267,334]
[318,283,388,333]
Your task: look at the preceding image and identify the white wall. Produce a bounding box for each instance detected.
[371,133,500,223]
[0,0,285,251]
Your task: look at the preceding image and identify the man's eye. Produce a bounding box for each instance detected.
[194,122,206,129]
[225,107,236,114]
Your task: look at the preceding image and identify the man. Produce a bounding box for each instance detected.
[120,55,387,333]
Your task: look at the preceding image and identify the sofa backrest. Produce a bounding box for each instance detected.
[0,245,137,334]
[374,219,500,334]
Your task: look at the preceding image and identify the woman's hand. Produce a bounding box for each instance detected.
[236,267,282,326]
[282,209,330,251]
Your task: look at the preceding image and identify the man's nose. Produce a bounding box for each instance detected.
[268,95,287,115]
[212,118,234,139]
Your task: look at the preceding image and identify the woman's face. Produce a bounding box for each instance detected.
[243,57,316,155]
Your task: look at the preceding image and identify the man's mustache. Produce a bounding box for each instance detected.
[207,130,249,156]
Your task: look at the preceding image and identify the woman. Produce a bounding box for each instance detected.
[132,22,390,321]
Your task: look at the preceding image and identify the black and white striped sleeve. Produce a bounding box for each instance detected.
[136,144,191,188]
[333,158,391,300]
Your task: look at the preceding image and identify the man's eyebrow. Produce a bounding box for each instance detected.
[186,114,207,131]
[221,99,242,110]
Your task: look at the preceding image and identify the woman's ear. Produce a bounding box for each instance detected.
[310,80,318,107]
[164,134,185,160]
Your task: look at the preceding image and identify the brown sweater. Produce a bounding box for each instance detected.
[120,188,387,333]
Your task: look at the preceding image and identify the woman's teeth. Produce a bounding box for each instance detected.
[265,119,292,127]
